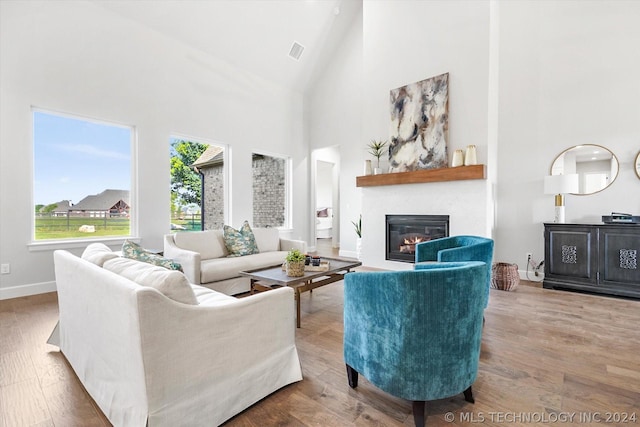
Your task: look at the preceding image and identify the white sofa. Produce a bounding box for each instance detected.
[164,228,306,295]
[52,246,302,427]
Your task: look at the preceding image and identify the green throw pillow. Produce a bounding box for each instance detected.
[223,221,260,257]
[122,240,183,271]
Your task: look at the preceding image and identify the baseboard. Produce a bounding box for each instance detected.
[518,269,544,282]
[0,281,57,300]
[339,249,358,259]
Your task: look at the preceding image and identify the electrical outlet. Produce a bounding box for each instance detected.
[0,264,10,275]
[526,252,532,262]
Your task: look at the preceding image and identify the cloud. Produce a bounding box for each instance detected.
[54,143,129,160]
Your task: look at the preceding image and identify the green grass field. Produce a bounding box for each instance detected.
[34,216,202,239]
[35,217,131,240]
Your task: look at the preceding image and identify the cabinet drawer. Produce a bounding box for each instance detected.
[546,228,597,284]
[544,223,640,298]
[599,230,640,286]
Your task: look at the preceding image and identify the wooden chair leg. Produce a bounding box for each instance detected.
[346,364,358,388]
[463,385,474,403]
[412,401,425,427]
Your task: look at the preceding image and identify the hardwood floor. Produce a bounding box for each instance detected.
[1,278,639,426]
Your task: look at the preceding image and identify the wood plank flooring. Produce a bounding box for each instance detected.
[1,277,639,426]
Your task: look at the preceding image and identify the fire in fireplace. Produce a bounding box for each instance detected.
[386,215,449,263]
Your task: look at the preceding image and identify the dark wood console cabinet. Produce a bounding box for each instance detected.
[544,223,640,299]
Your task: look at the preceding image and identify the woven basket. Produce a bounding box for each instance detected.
[491,262,520,291]
[286,261,305,277]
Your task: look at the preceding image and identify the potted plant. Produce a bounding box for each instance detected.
[285,249,306,277]
[351,215,362,260]
[367,139,388,174]
[351,215,362,239]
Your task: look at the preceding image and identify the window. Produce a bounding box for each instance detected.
[170,137,226,231]
[33,110,133,241]
[252,152,290,228]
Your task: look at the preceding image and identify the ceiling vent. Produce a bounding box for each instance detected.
[288,41,305,61]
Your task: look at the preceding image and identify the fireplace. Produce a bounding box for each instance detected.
[386,215,449,263]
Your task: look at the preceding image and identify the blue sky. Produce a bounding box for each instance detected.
[33,111,131,206]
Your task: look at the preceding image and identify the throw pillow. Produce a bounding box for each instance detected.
[103,257,198,305]
[122,240,183,271]
[222,221,260,257]
[81,243,119,267]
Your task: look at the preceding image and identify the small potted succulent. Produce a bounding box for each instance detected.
[285,249,306,277]
[367,139,388,174]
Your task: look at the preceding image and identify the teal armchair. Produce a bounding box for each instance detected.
[343,261,487,427]
[414,236,494,307]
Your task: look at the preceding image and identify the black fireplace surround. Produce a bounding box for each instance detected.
[386,215,450,263]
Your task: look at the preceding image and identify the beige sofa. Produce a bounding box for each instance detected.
[52,245,302,427]
[164,228,306,295]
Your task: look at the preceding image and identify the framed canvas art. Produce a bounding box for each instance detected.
[389,72,449,172]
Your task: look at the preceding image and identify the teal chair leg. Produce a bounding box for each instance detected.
[347,364,475,427]
[412,401,425,427]
[464,386,475,403]
[346,364,358,388]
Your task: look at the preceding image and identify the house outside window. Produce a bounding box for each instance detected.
[33,110,133,241]
[192,145,226,230]
[252,152,290,228]
[170,137,227,231]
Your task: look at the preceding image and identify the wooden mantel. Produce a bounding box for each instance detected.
[356,164,485,187]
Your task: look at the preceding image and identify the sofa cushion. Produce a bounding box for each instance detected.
[122,240,183,271]
[190,284,237,306]
[200,251,289,283]
[103,257,198,305]
[81,243,119,267]
[223,221,259,257]
[174,230,228,260]
[252,228,280,253]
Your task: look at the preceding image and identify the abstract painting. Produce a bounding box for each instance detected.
[389,73,449,172]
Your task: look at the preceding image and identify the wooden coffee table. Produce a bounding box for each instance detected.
[239,257,362,328]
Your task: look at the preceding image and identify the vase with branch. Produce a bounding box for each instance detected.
[351,215,362,260]
[367,139,388,174]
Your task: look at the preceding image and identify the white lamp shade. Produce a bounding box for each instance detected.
[544,174,579,194]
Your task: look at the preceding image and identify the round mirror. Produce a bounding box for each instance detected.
[635,150,640,180]
[550,144,619,195]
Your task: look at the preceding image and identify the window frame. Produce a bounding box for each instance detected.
[170,134,230,231]
[28,107,138,251]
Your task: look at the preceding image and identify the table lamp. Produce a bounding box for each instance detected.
[544,174,579,223]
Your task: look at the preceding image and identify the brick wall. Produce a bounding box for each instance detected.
[199,154,286,229]
[252,155,285,228]
[201,164,225,230]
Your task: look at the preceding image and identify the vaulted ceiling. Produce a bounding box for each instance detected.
[93,0,361,93]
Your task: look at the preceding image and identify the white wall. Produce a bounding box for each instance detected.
[3,1,639,297]
[358,0,495,268]
[316,161,334,209]
[496,0,640,268]
[306,4,363,256]
[309,0,640,272]
[0,1,309,298]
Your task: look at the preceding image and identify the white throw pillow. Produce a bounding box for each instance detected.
[103,257,198,305]
[174,230,228,259]
[81,243,119,267]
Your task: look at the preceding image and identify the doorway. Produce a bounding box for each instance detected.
[312,146,340,252]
